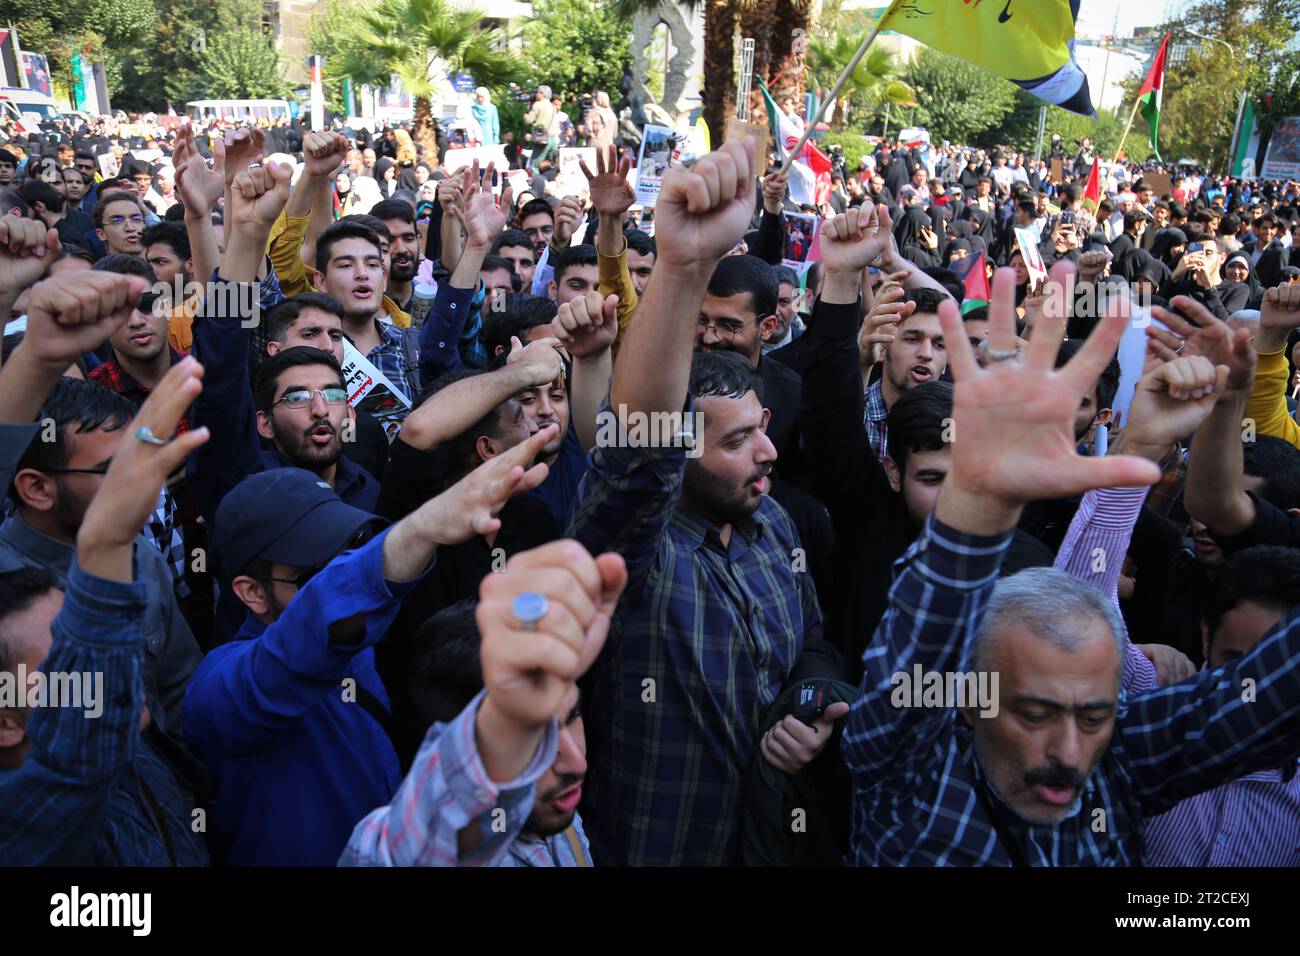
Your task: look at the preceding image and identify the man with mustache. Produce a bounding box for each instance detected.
[370,199,421,313]
[843,264,1300,865]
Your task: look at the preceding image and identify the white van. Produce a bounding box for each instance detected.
[186,99,292,124]
[0,87,65,133]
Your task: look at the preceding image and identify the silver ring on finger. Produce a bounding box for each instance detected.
[978,339,1020,363]
[134,425,173,446]
[512,591,549,631]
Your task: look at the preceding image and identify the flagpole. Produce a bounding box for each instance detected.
[779,21,885,175]
[1111,94,1142,168]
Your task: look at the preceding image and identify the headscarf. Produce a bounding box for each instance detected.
[394,129,417,165]
[1221,252,1264,307]
[893,206,939,269]
[1256,244,1289,292]
[941,238,972,268]
[396,164,423,192]
[1148,227,1188,267]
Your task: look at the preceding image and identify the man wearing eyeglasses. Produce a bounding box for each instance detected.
[91,190,146,255]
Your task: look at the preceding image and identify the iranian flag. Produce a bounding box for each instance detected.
[1137,33,1170,162]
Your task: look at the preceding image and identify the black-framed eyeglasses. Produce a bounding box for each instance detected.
[272,387,349,409]
[256,525,378,591]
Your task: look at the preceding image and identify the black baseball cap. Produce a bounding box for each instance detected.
[213,468,384,577]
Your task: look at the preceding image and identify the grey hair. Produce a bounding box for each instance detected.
[538,85,552,99]
[971,568,1127,673]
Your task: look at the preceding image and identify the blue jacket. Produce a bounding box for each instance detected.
[182,529,423,865]
[0,556,208,866]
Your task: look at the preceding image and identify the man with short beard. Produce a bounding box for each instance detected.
[566,139,844,866]
[371,199,420,312]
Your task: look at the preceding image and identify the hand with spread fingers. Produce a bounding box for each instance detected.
[581,145,635,220]
[934,260,1162,535]
[1115,355,1228,462]
[1148,295,1256,399]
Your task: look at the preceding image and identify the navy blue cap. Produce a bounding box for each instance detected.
[213,468,382,577]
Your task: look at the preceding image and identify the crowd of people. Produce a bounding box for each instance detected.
[1,81,1299,869]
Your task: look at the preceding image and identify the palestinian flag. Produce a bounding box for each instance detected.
[1136,34,1170,162]
[757,76,801,159]
[950,249,990,314]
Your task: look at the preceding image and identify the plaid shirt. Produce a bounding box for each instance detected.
[87,354,190,595]
[367,318,423,412]
[340,691,591,866]
[863,378,888,461]
[843,515,1300,866]
[89,349,193,434]
[567,398,821,865]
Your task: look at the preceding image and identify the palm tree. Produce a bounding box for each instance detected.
[615,0,811,142]
[332,0,519,156]
[806,36,914,132]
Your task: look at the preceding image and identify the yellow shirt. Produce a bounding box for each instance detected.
[1246,346,1300,449]
[597,236,640,351]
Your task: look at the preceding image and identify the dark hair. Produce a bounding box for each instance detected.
[887,380,952,473]
[624,229,656,258]
[1255,213,1277,228]
[1242,434,1300,511]
[265,292,346,344]
[141,221,190,264]
[1054,338,1121,411]
[74,151,96,164]
[707,255,777,321]
[252,345,345,411]
[483,293,557,362]
[91,253,157,283]
[0,186,30,217]
[772,265,799,288]
[1168,202,1186,219]
[553,243,598,285]
[962,305,989,324]
[341,213,391,242]
[1123,211,1144,233]
[403,599,484,729]
[10,378,135,505]
[1061,184,1082,205]
[422,369,516,476]
[479,254,521,292]
[370,199,416,226]
[315,220,384,274]
[689,348,763,405]
[0,567,60,671]
[0,149,17,166]
[1016,200,1037,219]
[60,243,96,265]
[517,198,554,225]
[917,270,963,303]
[91,190,141,227]
[18,179,63,215]
[1218,213,1241,236]
[1205,545,1300,646]
[902,287,951,316]
[491,228,533,255]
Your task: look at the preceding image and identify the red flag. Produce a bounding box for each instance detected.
[1084,158,1101,205]
[797,141,833,208]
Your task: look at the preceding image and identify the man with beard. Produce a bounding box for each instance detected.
[371,199,420,312]
[567,138,842,866]
[695,254,803,477]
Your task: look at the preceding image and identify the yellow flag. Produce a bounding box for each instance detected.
[880,0,1094,115]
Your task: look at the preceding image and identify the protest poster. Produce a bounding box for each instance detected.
[441,145,509,175]
[557,147,596,200]
[635,124,677,207]
[1049,158,1064,184]
[341,339,411,442]
[1261,116,1300,179]
[1014,227,1049,287]
[781,212,819,276]
[1142,171,1172,197]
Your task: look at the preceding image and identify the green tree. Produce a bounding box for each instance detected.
[198,27,292,99]
[309,0,371,114]
[332,0,518,154]
[993,90,1126,158]
[1115,0,1300,169]
[806,36,913,131]
[520,0,630,100]
[902,47,1017,146]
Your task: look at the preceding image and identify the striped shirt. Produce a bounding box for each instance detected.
[843,515,1300,866]
[567,397,820,865]
[340,691,592,867]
